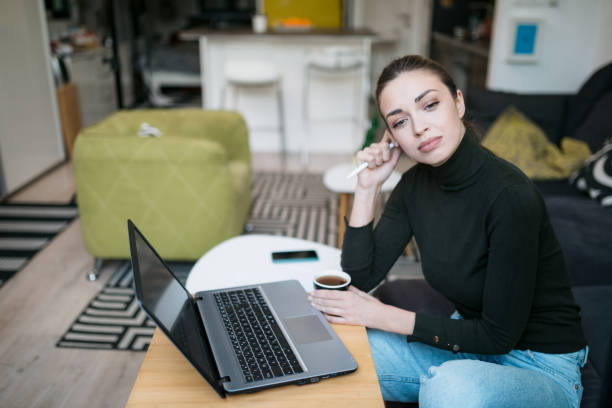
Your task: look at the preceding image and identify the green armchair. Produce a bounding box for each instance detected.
[73,109,252,276]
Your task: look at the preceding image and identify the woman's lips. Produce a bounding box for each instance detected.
[418,136,442,152]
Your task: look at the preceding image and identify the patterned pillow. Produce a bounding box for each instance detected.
[570,140,612,207]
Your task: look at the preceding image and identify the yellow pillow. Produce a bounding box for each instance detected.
[481,106,591,179]
[553,137,592,176]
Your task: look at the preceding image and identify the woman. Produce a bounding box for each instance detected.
[308,55,588,408]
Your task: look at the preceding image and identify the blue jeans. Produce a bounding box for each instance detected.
[367,314,588,407]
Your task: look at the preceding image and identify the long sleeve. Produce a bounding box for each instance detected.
[349,133,585,354]
[340,177,414,292]
[408,184,542,354]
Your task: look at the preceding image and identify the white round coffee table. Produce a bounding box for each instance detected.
[185,234,341,293]
[323,163,402,248]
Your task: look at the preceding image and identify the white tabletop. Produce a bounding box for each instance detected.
[185,234,342,294]
[323,163,402,194]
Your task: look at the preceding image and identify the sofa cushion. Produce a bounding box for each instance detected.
[571,141,612,207]
[481,107,590,179]
[466,88,570,145]
[535,179,586,199]
[543,195,612,286]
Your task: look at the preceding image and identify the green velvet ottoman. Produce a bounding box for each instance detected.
[73,109,252,265]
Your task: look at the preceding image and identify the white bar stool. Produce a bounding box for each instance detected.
[221,61,286,159]
[302,46,366,166]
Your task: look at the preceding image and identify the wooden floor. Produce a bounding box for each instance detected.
[3,152,407,408]
[0,161,146,408]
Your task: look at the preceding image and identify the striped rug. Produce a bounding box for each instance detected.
[0,202,79,288]
[247,172,338,246]
[56,261,193,351]
[57,172,339,351]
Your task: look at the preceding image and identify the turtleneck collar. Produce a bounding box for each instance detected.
[427,130,487,191]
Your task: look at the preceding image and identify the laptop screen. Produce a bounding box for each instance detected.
[128,220,224,397]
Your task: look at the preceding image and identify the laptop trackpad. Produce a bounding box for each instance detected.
[285,315,332,345]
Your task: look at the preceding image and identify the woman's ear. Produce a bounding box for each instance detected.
[455,90,466,119]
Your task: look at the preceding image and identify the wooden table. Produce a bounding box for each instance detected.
[126,325,383,407]
[126,234,384,406]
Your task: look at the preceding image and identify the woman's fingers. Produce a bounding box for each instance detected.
[322,313,348,324]
[309,289,347,301]
[314,304,346,317]
[310,288,381,327]
[391,144,402,163]
[310,298,349,322]
[360,142,391,168]
[356,148,375,168]
[310,290,352,313]
[309,296,344,309]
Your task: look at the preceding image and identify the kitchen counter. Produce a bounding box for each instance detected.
[179,26,376,41]
[183,26,376,157]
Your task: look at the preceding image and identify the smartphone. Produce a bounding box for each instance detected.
[271,250,319,263]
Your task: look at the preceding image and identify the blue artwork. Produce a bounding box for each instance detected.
[514,24,538,55]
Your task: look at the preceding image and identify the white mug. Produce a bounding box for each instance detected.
[252,14,267,34]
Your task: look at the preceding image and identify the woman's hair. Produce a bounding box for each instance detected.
[375,55,457,103]
[375,55,482,139]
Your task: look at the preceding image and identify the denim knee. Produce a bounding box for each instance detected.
[367,329,421,402]
[419,359,570,408]
[419,360,498,408]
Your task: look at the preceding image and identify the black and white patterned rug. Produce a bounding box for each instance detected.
[0,202,78,288]
[56,261,193,351]
[57,172,339,351]
[247,172,338,246]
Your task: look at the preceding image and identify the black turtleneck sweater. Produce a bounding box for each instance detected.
[342,133,586,355]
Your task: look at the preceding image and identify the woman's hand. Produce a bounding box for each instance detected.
[309,285,417,335]
[308,285,386,327]
[355,130,402,191]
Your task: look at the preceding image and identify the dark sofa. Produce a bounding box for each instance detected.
[376,61,612,408]
[466,61,612,288]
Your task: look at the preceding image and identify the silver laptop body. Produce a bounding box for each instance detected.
[128,220,358,397]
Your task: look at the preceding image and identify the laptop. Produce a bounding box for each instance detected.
[127,220,358,397]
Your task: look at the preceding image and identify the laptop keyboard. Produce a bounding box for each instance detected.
[214,288,304,382]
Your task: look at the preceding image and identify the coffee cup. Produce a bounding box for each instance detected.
[313,270,351,291]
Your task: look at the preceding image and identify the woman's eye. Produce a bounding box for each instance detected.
[425,101,440,110]
[392,119,407,129]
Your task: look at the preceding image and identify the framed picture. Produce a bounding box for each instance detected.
[506,18,542,64]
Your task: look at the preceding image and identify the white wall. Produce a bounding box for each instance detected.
[487,0,612,94]
[0,0,65,195]
[592,0,612,71]
[352,0,432,84]
[353,0,431,55]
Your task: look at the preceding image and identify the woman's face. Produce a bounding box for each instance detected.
[378,69,466,167]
